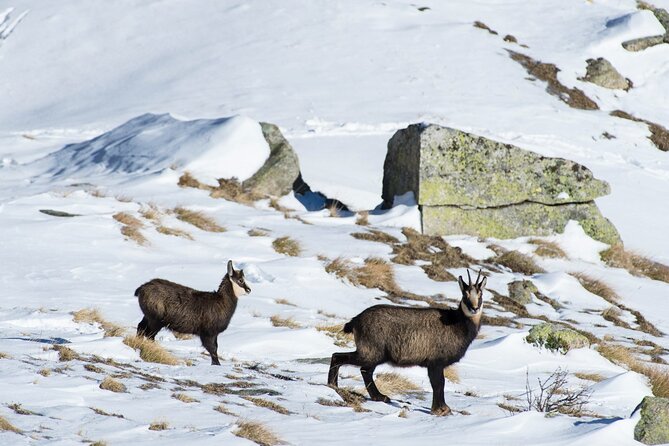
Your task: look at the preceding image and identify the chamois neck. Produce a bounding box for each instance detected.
[459,300,482,330]
[217,276,236,299]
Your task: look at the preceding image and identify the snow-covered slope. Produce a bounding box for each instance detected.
[1,1,668,445]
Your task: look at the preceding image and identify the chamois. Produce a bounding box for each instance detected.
[134,260,250,365]
[328,270,486,415]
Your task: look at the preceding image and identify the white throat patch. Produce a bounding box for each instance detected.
[232,281,248,297]
[460,300,481,318]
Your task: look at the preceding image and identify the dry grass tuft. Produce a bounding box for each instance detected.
[529,239,567,259]
[72,308,125,337]
[90,441,107,446]
[316,324,353,347]
[375,372,421,396]
[272,236,302,257]
[316,397,347,408]
[601,306,629,328]
[331,387,370,413]
[242,397,292,415]
[53,345,80,362]
[113,212,143,227]
[248,228,270,237]
[641,365,669,397]
[172,331,194,340]
[0,352,10,359]
[123,335,180,365]
[508,50,599,110]
[91,407,124,418]
[610,110,669,152]
[84,364,104,373]
[351,230,399,245]
[172,392,199,403]
[174,207,225,232]
[601,243,669,283]
[210,177,262,204]
[597,342,669,396]
[99,376,127,393]
[274,298,295,307]
[149,420,169,431]
[8,403,37,416]
[233,420,282,446]
[178,171,207,189]
[444,366,460,383]
[114,212,148,245]
[214,404,237,416]
[473,20,498,35]
[355,211,369,226]
[326,257,402,298]
[156,225,194,240]
[0,416,21,433]
[494,250,546,275]
[270,315,302,329]
[38,368,51,377]
[574,372,606,382]
[139,204,161,222]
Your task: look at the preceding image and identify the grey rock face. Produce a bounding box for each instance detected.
[634,397,669,445]
[580,58,631,90]
[508,280,538,305]
[242,123,301,196]
[622,35,665,51]
[382,124,620,244]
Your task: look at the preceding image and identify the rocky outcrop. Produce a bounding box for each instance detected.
[623,5,669,52]
[508,280,538,305]
[634,396,669,445]
[579,58,631,90]
[382,124,620,244]
[526,323,590,353]
[242,123,301,197]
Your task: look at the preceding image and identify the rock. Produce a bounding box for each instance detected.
[382,124,620,244]
[242,122,301,196]
[579,58,630,90]
[622,35,665,52]
[508,280,538,305]
[634,397,669,445]
[526,323,590,353]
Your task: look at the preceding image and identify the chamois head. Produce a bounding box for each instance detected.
[458,269,486,318]
[226,260,251,297]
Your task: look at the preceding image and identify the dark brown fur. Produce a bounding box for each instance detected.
[328,270,486,415]
[135,260,250,365]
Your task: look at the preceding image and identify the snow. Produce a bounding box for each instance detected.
[1,0,668,445]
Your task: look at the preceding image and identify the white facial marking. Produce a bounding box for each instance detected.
[232,281,247,297]
[460,300,481,318]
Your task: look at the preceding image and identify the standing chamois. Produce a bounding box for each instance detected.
[134,260,250,365]
[328,270,486,415]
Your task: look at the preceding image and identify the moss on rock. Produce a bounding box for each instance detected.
[634,396,669,445]
[526,323,590,353]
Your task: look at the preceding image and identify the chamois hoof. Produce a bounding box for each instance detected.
[431,405,452,416]
[371,394,391,404]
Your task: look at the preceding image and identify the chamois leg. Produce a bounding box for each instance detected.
[144,318,164,340]
[136,317,149,337]
[328,351,360,387]
[200,333,221,365]
[427,365,451,416]
[361,365,390,403]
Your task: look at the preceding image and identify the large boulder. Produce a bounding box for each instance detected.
[579,58,631,90]
[242,122,301,196]
[526,323,590,353]
[634,396,669,445]
[382,124,620,245]
[508,280,538,305]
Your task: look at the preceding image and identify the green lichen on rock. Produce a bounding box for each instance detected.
[526,323,590,353]
[421,201,620,245]
[384,124,610,207]
[508,280,538,305]
[242,122,301,197]
[634,396,669,445]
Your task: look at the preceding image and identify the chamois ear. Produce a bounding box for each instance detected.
[478,276,487,290]
[458,275,467,293]
[227,260,234,277]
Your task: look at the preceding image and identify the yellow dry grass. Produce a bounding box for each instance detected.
[248,228,270,237]
[113,212,143,227]
[139,204,161,222]
[444,366,460,383]
[597,342,669,397]
[0,352,10,359]
[99,376,126,393]
[355,211,369,226]
[351,230,399,245]
[149,420,169,431]
[233,420,282,446]
[172,392,199,403]
[529,239,567,258]
[174,207,226,232]
[123,335,180,365]
[0,416,21,433]
[316,324,353,347]
[39,368,51,377]
[156,225,194,240]
[495,250,546,275]
[574,372,606,382]
[113,212,148,245]
[272,236,302,257]
[375,372,421,396]
[53,345,80,362]
[72,308,125,337]
[214,404,237,416]
[601,243,669,283]
[242,396,291,415]
[270,315,302,329]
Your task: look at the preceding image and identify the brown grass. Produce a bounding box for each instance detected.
[84,364,104,373]
[272,236,302,257]
[178,171,207,189]
[473,20,498,35]
[72,308,125,337]
[149,420,169,431]
[210,177,262,204]
[355,211,369,226]
[233,420,282,446]
[495,250,546,275]
[214,404,237,416]
[172,331,194,340]
[351,230,399,245]
[274,298,296,307]
[269,315,302,329]
[597,342,669,397]
[602,306,629,328]
[139,205,161,222]
[497,402,523,413]
[529,239,567,259]
[99,376,127,393]
[331,387,370,413]
[53,345,80,362]
[156,225,193,240]
[91,407,124,418]
[0,352,10,359]
[172,392,198,403]
[174,207,225,232]
[0,416,21,433]
[90,441,107,446]
[113,212,143,227]
[444,366,460,384]
[316,324,354,348]
[39,368,51,377]
[376,372,421,396]
[123,335,180,365]
[248,228,270,237]
[574,372,606,382]
[242,397,291,415]
[610,110,669,152]
[114,212,148,245]
[508,50,599,110]
[601,243,669,283]
[8,403,37,416]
